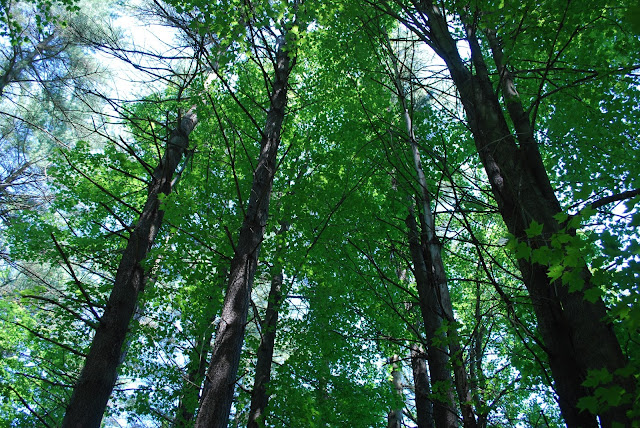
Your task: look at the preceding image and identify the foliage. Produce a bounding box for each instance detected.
[0,0,638,426]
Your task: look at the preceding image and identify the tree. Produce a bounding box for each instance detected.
[2,0,638,426]
[378,0,639,425]
[61,103,198,427]
[0,0,109,221]
[247,225,286,428]
[194,14,295,428]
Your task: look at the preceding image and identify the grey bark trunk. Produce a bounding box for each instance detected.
[61,108,198,428]
[387,354,404,428]
[469,280,487,428]
[407,128,478,428]
[411,2,633,426]
[174,271,226,427]
[174,329,214,427]
[411,344,435,428]
[406,211,458,428]
[392,50,477,428]
[247,267,284,428]
[194,37,292,428]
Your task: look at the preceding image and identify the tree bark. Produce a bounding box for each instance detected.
[194,36,292,428]
[405,114,477,428]
[411,343,435,428]
[61,108,198,428]
[387,354,404,428]
[469,279,487,428]
[247,267,284,428]
[392,49,477,428]
[406,211,458,428]
[174,328,215,427]
[174,270,226,427]
[408,2,633,426]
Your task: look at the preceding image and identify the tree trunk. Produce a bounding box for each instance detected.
[247,267,284,428]
[410,2,632,426]
[174,328,214,427]
[393,50,477,428]
[174,270,226,427]
[405,118,477,428]
[194,36,292,428]
[406,211,458,428]
[387,354,404,428]
[61,108,198,428]
[411,343,435,428]
[469,279,487,428]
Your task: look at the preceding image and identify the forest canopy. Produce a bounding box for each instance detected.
[0,0,639,427]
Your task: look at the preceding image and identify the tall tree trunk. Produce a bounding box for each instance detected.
[61,108,198,428]
[392,49,477,428]
[406,211,458,428]
[411,343,435,428]
[247,266,284,428]
[408,2,632,426]
[174,270,226,427]
[174,327,215,427]
[469,279,487,428]
[405,133,477,428]
[387,354,404,428]
[194,36,292,428]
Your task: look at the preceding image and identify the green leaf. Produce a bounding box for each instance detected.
[583,368,613,388]
[525,220,544,238]
[553,211,568,223]
[531,246,552,265]
[615,365,636,378]
[626,4,640,34]
[515,241,532,260]
[595,385,626,407]
[548,264,564,282]
[583,286,602,303]
[577,395,599,414]
[563,269,585,293]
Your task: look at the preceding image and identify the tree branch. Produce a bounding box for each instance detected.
[590,188,640,211]
[50,233,102,322]
[6,385,54,428]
